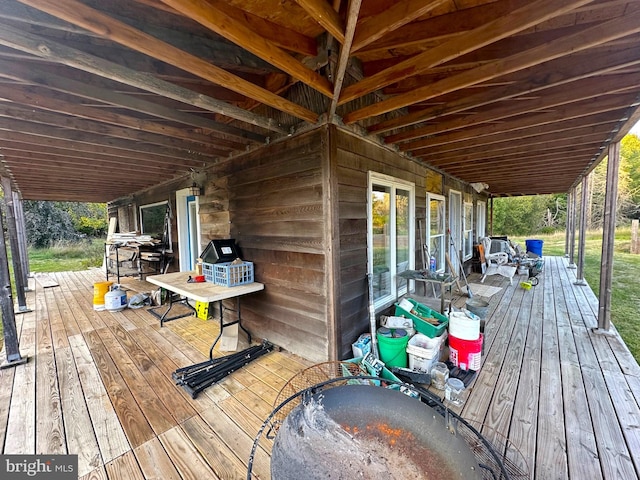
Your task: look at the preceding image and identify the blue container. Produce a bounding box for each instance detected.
[525,239,544,257]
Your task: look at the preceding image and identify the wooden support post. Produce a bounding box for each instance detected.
[575,175,589,285]
[12,191,30,289]
[632,220,639,254]
[489,196,494,237]
[567,187,577,269]
[564,189,571,258]
[598,142,620,331]
[1,177,29,313]
[0,194,26,368]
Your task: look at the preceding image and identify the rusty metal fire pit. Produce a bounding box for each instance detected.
[269,384,482,480]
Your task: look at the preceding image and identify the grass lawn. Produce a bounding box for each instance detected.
[511,228,640,361]
[28,238,105,273]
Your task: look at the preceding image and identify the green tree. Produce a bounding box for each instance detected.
[23,201,107,247]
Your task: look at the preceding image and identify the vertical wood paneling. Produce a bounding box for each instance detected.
[198,129,329,362]
[333,129,430,359]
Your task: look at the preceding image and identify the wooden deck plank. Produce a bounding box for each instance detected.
[4,264,640,480]
[95,327,176,436]
[79,466,108,480]
[553,258,604,480]
[105,450,146,480]
[134,437,182,480]
[4,309,36,454]
[181,415,248,480]
[83,328,155,448]
[67,334,130,463]
[535,258,568,480]
[159,426,219,479]
[0,362,16,450]
[199,403,272,480]
[34,285,66,456]
[55,346,103,476]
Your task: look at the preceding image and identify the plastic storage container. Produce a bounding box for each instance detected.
[406,333,445,373]
[449,334,483,371]
[377,329,410,368]
[448,311,481,341]
[394,298,448,338]
[525,239,544,257]
[203,261,254,286]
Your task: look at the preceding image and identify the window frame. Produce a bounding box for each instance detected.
[463,201,474,261]
[367,171,415,311]
[426,193,446,273]
[477,201,486,240]
[139,200,172,252]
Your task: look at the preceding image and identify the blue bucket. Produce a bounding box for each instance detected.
[525,239,544,257]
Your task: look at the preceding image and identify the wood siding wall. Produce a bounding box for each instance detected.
[203,129,331,363]
[333,128,432,360]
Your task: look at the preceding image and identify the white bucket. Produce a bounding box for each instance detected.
[105,285,127,312]
[448,311,480,341]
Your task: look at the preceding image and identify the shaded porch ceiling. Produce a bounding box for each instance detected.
[0,0,639,202]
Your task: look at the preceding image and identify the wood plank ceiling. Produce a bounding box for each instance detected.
[0,0,639,202]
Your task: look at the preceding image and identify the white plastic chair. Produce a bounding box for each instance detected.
[480,237,516,284]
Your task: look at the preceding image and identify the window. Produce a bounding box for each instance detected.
[463,202,473,260]
[427,193,446,272]
[368,172,415,309]
[477,201,486,240]
[139,201,171,250]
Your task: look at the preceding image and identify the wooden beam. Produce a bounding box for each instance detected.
[418,133,606,165]
[405,110,623,153]
[351,0,448,52]
[343,7,640,124]
[0,59,265,143]
[394,93,636,154]
[158,0,332,97]
[0,133,205,171]
[0,91,232,156]
[369,46,640,134]
[295,0,345,44]
[0,118,209,166]
[329,0,362,118]
[391,73,640,147]
[13,0,318,124]
[11,191,29,282]
[339,0,593,107]
[0,25,290,133]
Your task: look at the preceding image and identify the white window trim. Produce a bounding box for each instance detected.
[463,201,474,261]
[448,189,462,274]
[427,193,446,273]
[367,171,415,310]
[477,201,486,240]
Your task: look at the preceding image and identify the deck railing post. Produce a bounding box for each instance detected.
[567,186,577,269]
[598,142,620,330]
[1,177,29,312]
[564,189,571,258]
[575,175,588,286]
[0,191,26,368]
[13,191,31,288]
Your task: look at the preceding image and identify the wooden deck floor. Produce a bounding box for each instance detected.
[1,258,639,479]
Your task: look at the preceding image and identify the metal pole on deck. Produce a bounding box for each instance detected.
[575,175,588,286]
[13,191,31,287]
[598,142,620,331]
[567,187,577,269]
[1,177,30,313]
[564,189,571,258]
[0,194,26,368]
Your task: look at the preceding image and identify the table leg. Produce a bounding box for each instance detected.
[148,291,195,326]
[208,297,252,359]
